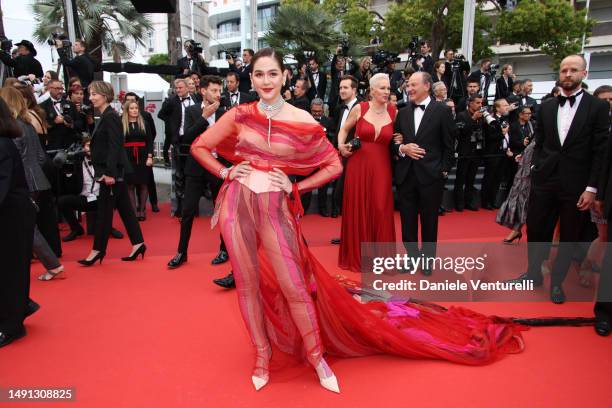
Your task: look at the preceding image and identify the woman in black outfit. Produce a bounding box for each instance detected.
[79,81,146,265]
[121,101,153,221]
[0,98,37,347]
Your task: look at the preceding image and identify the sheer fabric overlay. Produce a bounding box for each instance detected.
[191,102,526,375]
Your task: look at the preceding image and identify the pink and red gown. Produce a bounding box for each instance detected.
[191,102,525,378]
[339,102,397,272]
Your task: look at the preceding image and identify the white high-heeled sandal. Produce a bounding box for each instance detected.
[251,346,271,391]
[316,360,340,393]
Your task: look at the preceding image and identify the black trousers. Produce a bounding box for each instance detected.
[398,175,444,259]
[453,157,479,210]
[34,189,62,258]
[93,182,144,253]
[595,220,612,323]
[0,202,35,335]
[58,194,98,232]
[526,175,590,286]
[163,132,172,163]
[316,182,334,212]
[332,161,347,213]
[178,175,226,254]
[147,166,158,206]
[481,156,504,207]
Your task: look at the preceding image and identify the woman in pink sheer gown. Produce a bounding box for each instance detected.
[191,48,525,394]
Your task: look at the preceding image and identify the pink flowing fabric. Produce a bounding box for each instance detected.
[191,102,526,375]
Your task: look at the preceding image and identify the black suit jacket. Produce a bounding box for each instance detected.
[392,100,454,186]
[532,93,609,196]
[495,76,513,100]
[508,120,532,155]
[229,63,252,93]
[221,91,254,109]
[90,105,131,179]
[596,115,612,216]
[157,95,196,144]
[39,98,79,150]
[412,55,434,75]
[316,115,336,146]
[58,51,96,88]
[467,70,491,104]
[141,111,157,140]
[455,110,483,158]
[0,52,43,78]
[291,96,310,112]
[331,98,362,146]
[182,104,229,177]
[307,69,327,100]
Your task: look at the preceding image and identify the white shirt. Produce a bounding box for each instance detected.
[557,89,583,146]
[179,95,194,136]
[399,96,431,158]
[312,71,320,89]
[229,91,240,106]
[340,98,358,133]
[81,159,99,201]
[202,102,218,158]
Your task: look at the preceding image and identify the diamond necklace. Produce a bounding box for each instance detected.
[258,97,285,147]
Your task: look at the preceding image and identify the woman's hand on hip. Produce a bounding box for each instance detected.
[229,161,252,180]
[269,168,292,194]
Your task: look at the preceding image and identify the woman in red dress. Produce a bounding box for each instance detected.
[191,49,525,395]
[338,73,397,272]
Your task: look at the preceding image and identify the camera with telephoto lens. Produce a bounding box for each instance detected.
[48,142,87,169]
[348,137,362,152]
[186,40,203,55]
[47,32,71,48]
[451,54,466,70]
[339,38,350,57]
[488,63,499,77]
[479,107,498,126]
[0,36,12,52]
[80,104,93,114]
[59,101,74,125]
[372,50,400,70]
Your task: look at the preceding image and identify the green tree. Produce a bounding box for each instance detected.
[321,0,377,45]
[496,0,594,68]
[31,0,153,65]
[148,53,172,83]
[381,0,493,62]
[264,3,341,65]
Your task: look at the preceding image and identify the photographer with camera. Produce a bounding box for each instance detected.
[56,136,123,242]
[443,49,470,102]
[456,79,481,113]
[55,39,96,92]
[0,39,43,79]
[178,40,207,77]
[468,59,494,106]
[411,40,434,75]
[453,94,485,211]
[227,49,254,93]
[39,79,79,151]
[68,87,94,134]
[481,98,512,210]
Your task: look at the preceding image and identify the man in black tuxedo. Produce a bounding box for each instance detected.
[311,98,336,217]
[392,72,454,274]
[518,79,539,118]
[494,64,514,101]
[222,71,254,109]
[481,98,512,210]
[290,79,311,112]
[411,40,434,75]
[307,57,327,100]
[467,59,493,106]
[329,51,357,111]
[228,49,254,93]
[511,55,610,304]
[157,78,197,216]
[455,79,480,114]
[39,79,79,150]
[454,94,485,211]
[167,75,231,270]
[178,40,207,76]
[56,39,96,92]
[124,92,160,213]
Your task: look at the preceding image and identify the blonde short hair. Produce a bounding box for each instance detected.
[88,81,115,103]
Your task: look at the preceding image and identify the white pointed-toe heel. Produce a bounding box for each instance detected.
[251,375,269,391]
[316,359,340,393]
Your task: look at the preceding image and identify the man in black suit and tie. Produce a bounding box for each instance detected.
[393,72,454,275]
[222,72,254,109]
[311,98,336,217]
[157,78,197,216]
[167,75,231,270]
[307,57,327,100]
[228,49,254,93]
[518,79,539,118]
[39,79,79,150]
[178,40,207,76]
[467,59,493,106]
[511,55,610,304]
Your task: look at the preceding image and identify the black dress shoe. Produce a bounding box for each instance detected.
[331,238,340,245]
[110,228,124,239]
[151,204,160,213]
[319,209,330,217]
[62,228,84,242]
[0,327,26,348]
[25,299,40,318]
[213,272,236,289]
[211,250,229,265]
[508,272,543,287]
[168,252,188,269]
[331,209,339,218]
[594,320,611,336]
[550,285,566,304]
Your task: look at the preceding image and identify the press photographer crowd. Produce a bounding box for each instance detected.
[0,33,611,349]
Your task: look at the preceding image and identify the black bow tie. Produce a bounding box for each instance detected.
[181,97,191,102]
[412,103,426,111]
[231,93,238,98]
[558,91,583,107]
[341,104,349,110]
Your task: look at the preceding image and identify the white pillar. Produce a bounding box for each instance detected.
[461,0,476,64]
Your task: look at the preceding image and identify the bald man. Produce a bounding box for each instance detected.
[510,55,610,304]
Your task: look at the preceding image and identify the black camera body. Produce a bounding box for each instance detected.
[372,50,400,70]
[0,36,13,53]
[339,38,350,57]
[47,32,72,48]
[451,54,466,70]
[48,142,87,169]
[187,41,203,55]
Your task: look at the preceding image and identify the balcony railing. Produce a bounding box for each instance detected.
[212,29,241,40]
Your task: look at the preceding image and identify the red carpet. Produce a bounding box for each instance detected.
[1,206,611,407]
